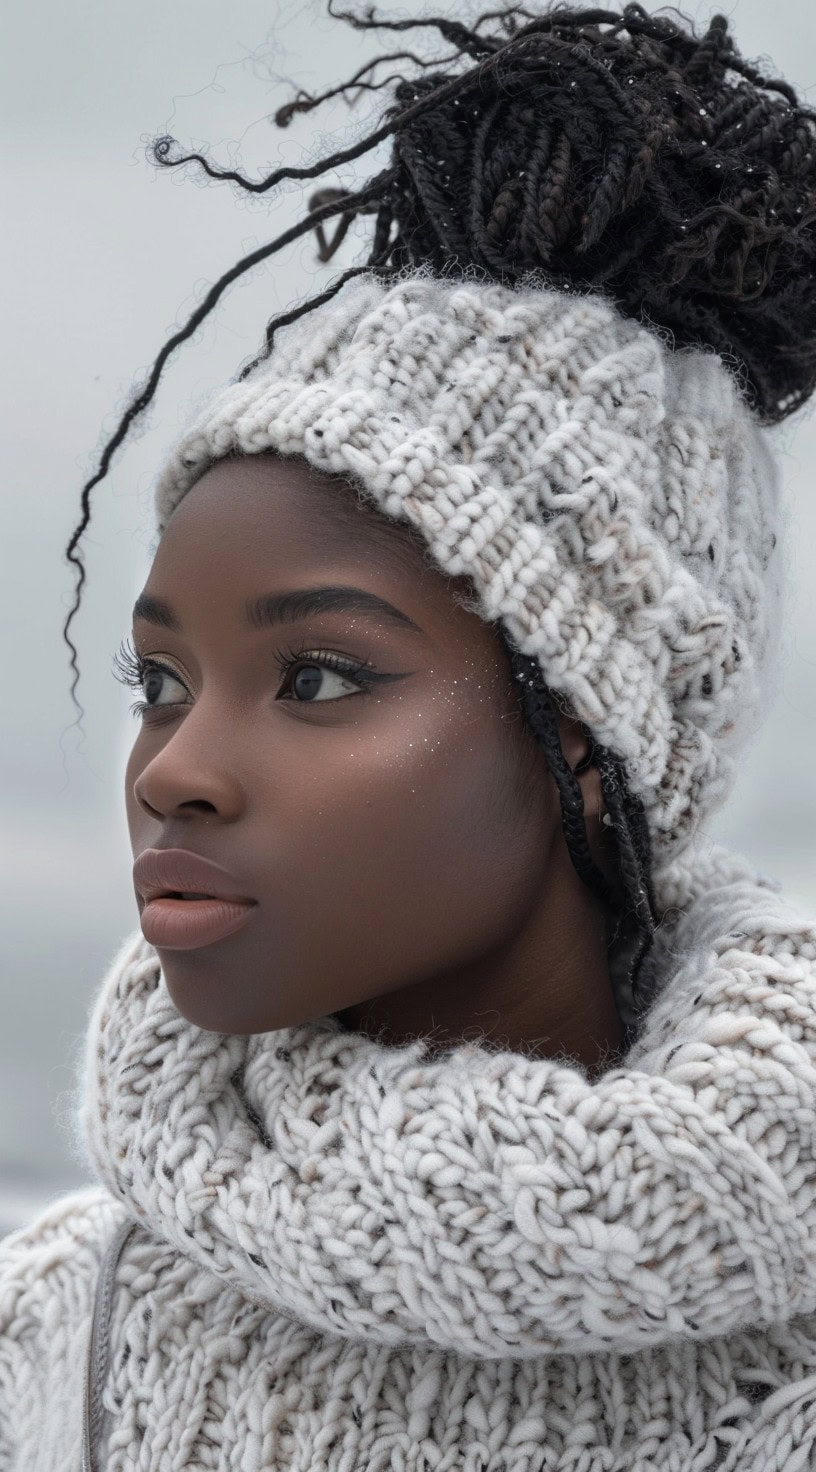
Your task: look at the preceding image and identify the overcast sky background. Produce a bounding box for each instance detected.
[2,0,816,1230]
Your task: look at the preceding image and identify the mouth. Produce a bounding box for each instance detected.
[133,849,258,948]
[160,891,225,901]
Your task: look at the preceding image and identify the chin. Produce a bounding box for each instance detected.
[158,956,280,1035]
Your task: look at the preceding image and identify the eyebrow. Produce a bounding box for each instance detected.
[131,585,424,635]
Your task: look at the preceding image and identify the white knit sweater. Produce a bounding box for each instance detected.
[3,840,816,1470]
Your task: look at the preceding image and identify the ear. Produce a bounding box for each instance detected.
[552,706,626,904]
[554,709,604,822]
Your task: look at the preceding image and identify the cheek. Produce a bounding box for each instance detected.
[261,699,549,981]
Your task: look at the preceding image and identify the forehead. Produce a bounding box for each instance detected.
[159,451,431,579]
[143,450,496,653]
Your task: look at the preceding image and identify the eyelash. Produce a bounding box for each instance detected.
[111,636,379,717]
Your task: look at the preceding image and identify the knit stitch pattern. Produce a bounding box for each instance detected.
[154,272,787,864]
[3,844,816,1469]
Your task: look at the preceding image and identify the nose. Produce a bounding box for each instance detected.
[131,708,247,824]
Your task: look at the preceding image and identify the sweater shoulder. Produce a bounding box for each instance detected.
[0,1184,125,1323]
[0,1185,127,1470]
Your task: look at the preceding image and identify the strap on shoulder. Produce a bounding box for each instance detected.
[81,1216,140,1472]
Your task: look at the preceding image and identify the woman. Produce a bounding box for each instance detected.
[3,4,816,1468]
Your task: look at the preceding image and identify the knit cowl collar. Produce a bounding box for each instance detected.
[79,841,816,1361]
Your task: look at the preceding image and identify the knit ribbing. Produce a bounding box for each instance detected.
[153,272,788,867]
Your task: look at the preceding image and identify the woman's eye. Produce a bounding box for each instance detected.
[280,653,375,703]
[111,640,189,717]
[139,664,189,708]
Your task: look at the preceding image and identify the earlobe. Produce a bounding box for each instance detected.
[557,714,606,824]
[573,742,596,777]
[555,711,596,781]
[578,762,605,824]
[574,741,605,822]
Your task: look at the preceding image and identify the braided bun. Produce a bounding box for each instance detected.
[323,3,816,425]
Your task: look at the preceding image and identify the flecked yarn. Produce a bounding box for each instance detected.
[3,843,816,1468]
[154,270,788,865]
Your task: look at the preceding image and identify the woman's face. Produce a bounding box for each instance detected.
[125,453,616,1050]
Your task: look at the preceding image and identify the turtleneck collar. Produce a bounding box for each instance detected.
[78,841,816,1360]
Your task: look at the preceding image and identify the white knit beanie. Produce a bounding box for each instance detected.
[153,267,787,868]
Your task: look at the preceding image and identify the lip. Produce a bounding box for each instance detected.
[133,848,256,906]
[139,896,256,950]
[133,847,258,952]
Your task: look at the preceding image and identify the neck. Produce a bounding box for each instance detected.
[335,844,624,1078]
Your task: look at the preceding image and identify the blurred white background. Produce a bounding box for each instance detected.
[1,0,815,1233]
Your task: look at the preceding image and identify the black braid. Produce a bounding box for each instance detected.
[508,655,619,912]
[507,647,659,1022]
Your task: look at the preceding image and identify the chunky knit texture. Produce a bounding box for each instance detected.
[3,842,816,1469]
[154,271,788,865]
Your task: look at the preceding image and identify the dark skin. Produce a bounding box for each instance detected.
[126,454,626,1075]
